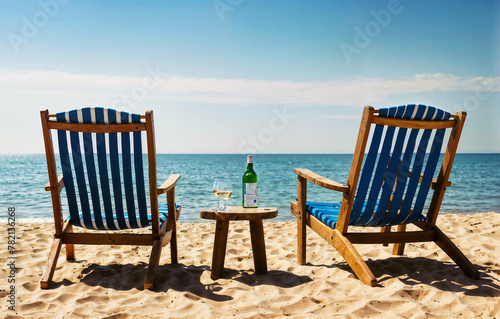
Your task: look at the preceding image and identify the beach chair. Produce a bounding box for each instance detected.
[291,104,480,286]
[40,107,181,289]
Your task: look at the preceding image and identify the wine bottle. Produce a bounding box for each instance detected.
[242,155,258,208]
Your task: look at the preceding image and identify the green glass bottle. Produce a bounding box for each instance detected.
[242,155,258,208]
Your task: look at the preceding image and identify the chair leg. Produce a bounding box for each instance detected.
[40,236,63,289]
[381,227,391,246]
[332,229,377,287]
[170,219,178,264]
[297,214,307,265]
[392,224,406,255]
[65,223,75,261]
[145,216,171,290]
[433,225,480,279]
[297,177,307,265]
[144,237,163,290]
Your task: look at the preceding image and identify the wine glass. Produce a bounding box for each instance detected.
[217,181,232,211]
[212,181,221,210]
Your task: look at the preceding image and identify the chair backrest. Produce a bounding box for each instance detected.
[347,104,463,228]
[41,107,158,231]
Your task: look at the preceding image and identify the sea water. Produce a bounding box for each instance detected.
[1,154,499,223]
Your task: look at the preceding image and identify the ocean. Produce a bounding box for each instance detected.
[1,154,499,223]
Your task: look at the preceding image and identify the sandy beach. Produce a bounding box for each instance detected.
[1,212,499,318]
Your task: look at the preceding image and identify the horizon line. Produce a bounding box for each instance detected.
[1,152,499,156]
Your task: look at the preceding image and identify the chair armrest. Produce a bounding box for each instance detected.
[408,170,451,189]
[45,175,65,193]
[430,178,450,189]
[294,168,349,193]
[157,174,181,195]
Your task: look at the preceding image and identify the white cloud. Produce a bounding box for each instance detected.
[0,69,499,108]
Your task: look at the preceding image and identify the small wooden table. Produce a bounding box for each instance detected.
[200,206,278,280]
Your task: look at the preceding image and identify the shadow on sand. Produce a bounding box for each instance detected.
[309,256,500,297]
[50,261,312,302]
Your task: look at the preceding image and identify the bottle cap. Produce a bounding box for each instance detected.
[247,155,253,164]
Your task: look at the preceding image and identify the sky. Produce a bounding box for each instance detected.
[0,0,499,154]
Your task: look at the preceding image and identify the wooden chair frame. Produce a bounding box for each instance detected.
[291,106,479,286]
[40,109,180,289]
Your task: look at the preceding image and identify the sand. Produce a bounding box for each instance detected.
[1,212,499,319]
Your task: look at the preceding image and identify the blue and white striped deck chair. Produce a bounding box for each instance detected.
[40,108,181,289]
[291,105,479,286]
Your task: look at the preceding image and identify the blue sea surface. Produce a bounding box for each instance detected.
[1,154,499,223]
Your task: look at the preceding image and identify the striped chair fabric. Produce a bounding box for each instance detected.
[307,104,451,228]
[55,107,166,230]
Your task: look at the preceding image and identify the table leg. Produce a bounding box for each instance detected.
[249,219,267,275]
[211,220,229,280]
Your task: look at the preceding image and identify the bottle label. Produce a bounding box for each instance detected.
[243,183,258,207]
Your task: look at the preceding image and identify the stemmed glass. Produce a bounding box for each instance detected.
[217,181,232,211]
[213,181,221,210]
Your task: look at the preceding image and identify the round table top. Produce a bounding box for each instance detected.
[200,206,278,221]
